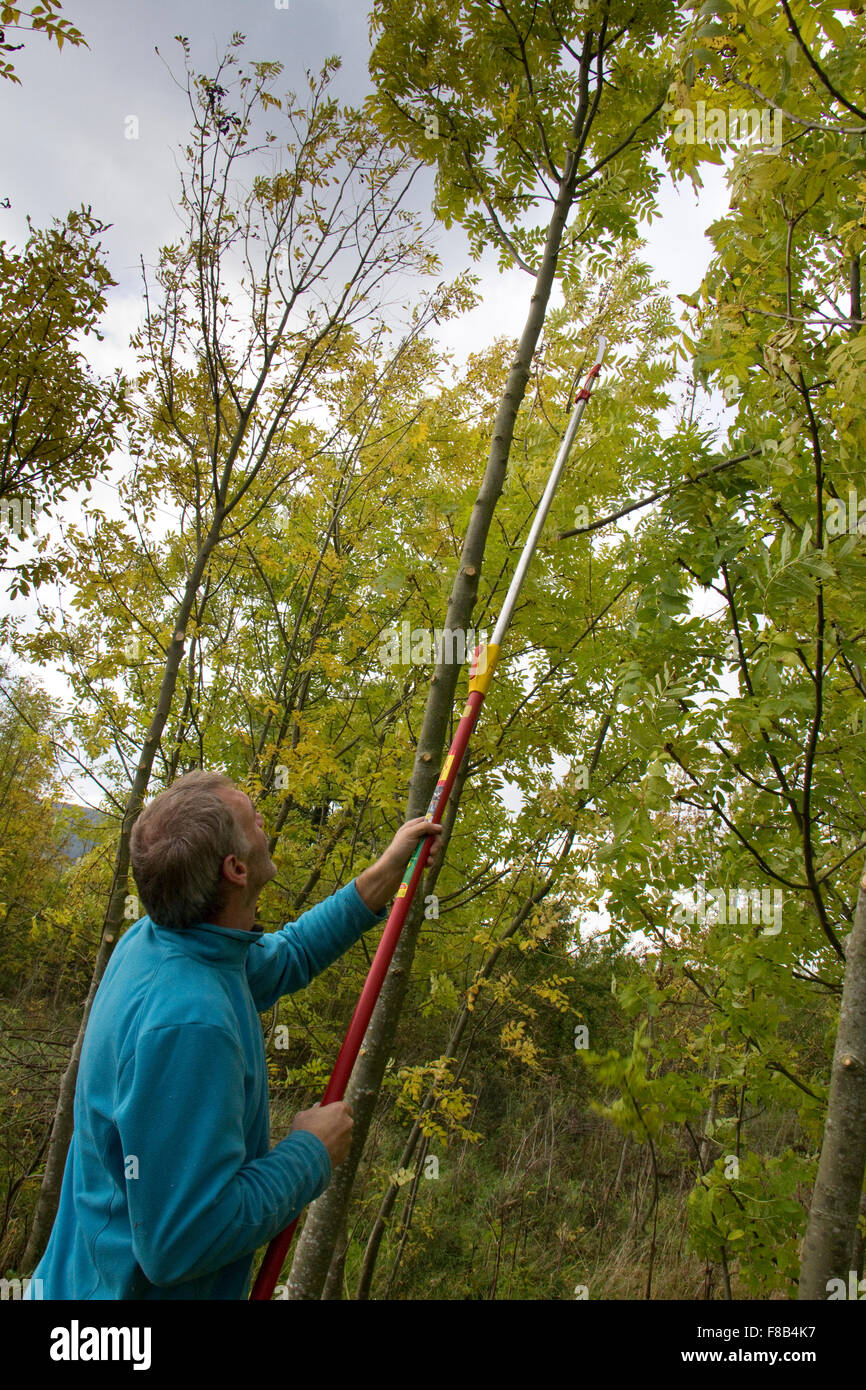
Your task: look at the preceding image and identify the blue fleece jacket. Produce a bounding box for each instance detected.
[29,878,386,1300]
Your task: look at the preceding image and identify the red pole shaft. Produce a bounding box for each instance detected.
[250,685,487,1299]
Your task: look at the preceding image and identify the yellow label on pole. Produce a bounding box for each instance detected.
[468,642,501,695]
[462,702,472,717]
[440,754,454,782]
[396,883,408,898]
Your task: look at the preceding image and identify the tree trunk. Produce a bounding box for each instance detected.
[700,1053,721,1172]
[852,1191,866,1281]
[320,1211,349,1300]
[798,858,866,1299]
[284,147,584,1301]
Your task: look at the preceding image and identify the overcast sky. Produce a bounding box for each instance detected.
[0,0,732,373]
[1,0,733,818]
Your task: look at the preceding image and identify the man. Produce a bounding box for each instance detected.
[31,770,443,1300]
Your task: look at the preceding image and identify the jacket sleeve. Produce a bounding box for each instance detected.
[116,1021,332,1287]
[245,878,387,1012]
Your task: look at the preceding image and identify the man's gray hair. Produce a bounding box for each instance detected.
[129,770,250,930]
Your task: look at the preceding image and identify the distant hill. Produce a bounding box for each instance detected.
[53,803,108,861]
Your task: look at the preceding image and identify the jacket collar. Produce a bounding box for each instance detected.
[148,916,263,967]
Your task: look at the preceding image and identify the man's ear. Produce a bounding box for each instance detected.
[221,852,248,889]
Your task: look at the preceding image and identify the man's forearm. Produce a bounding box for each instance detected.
[354,858,401,914]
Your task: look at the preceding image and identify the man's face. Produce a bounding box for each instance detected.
[220,787,277,902]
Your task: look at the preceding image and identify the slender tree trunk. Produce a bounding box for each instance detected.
[320,1211,348,1300]
[700,1053,721,1173]
[22,522,223,1272]
[383,1134,428,1299]
[798,859,866,1299]
[852,1191,866,1281]
[284,146,586,1301]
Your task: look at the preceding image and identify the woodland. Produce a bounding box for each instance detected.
[1,0,866,1303]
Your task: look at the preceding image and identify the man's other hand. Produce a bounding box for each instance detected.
[291,1101,354,1167]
